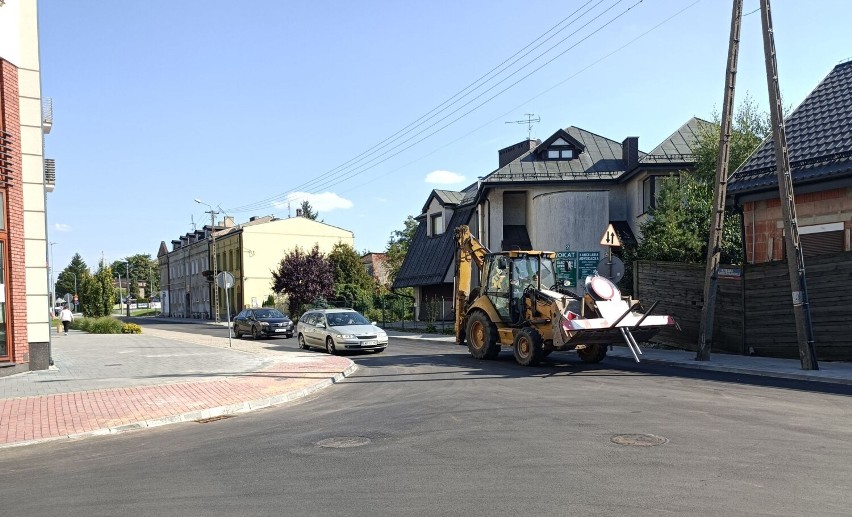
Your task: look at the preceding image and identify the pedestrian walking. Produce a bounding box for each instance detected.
[59,305,74,335]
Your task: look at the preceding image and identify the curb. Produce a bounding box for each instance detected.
[0,362,358,450]
[606,353,852,386]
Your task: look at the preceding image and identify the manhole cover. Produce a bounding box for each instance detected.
[316,436,371,448]
[611,434,668,447]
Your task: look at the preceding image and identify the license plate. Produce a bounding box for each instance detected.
[362,340,376,346]
[274,328,286,333]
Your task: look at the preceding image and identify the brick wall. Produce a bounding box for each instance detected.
[1,59,29,365]
[743,188,852,263]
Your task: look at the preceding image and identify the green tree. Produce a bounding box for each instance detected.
[384,214,418,284]
[328,242,373,290]
[300,200,318,220]
[56,253,89,299]
[80,261,116,318]
[636,97,770,265]
[328,242,375,312]
[271,245,334,318]
[112,254,158,300]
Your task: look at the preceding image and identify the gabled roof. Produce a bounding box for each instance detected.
[640,117,710,165]
[728,60,852,196]
[420,189,465,214]
[393,206,474,288]
[482,126,643,183]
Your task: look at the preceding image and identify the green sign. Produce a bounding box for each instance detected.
[555,250,577,287]
[577,251,600,283]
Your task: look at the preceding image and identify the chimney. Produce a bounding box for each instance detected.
[622,137,639,172]
[223,216,235,228]
[498,139,539,168]
[296,208,303,217]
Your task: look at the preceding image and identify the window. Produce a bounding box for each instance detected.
[642,176,676,214]
[642,176,657,213]
[430,213,444,236]
[546,148,574,160]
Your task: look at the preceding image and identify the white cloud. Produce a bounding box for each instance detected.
[273,191,354,213]
[54,223,72,232]
[425,170,465,184]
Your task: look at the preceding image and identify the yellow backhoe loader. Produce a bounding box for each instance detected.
[454,225,676,366]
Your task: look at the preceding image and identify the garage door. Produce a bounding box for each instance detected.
[800,230,843,258]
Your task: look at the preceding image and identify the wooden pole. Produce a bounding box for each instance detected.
[697,0,742,361]
[759,0,818,369]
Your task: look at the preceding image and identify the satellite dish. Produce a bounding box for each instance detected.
[596,256,625,283]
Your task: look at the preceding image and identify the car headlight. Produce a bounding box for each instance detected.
[376,331,387,338]
[260,321,269,326]
[338,334,356,339]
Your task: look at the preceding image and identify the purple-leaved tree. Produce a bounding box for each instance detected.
[271,244,334,318]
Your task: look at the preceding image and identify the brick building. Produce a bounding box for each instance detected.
[0,0,53,376]
[728,60,852,263]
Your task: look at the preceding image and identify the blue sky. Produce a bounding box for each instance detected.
[39,0,852,272]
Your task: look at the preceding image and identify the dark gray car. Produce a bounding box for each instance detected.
[233,308,294,339]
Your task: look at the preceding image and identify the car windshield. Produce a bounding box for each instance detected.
[254,309,286,319]
[327,312,370,327]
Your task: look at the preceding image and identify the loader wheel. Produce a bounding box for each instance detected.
[466,311,500,360]
[577,344,607,364]
[513,327,544,366]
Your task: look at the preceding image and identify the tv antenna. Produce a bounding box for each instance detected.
[505,113,540,140]
[190,215,196,232]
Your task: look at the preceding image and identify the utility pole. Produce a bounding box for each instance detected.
[759,0,818,369]
[195,199,220,322]
[697,0,742,361]
[125,261,131,317]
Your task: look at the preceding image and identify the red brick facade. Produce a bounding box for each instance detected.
[1,59,29,364]
[743,187,852,263]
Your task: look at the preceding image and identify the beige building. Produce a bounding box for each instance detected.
[0,0,52,374]
[159,215,354,320]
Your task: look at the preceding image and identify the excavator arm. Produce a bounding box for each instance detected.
[454,225,489,343]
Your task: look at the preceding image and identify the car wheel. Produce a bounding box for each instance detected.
[234,327,243,339]
[326,337,337,355]
[286,333,293,339]
[252,326,261,340]
[298,334,307,350]
[374,347,386,354]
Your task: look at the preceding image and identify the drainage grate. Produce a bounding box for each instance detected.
[611,434,668,446]
[316,436,372,448]
[196,415,235,424]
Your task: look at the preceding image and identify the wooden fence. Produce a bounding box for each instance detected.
[634,251,852,360]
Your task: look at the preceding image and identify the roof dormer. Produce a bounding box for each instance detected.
[535,129,585,161]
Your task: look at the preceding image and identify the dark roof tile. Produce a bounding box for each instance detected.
[729,60,852,194]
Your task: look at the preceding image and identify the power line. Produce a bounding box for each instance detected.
[225,0,610,213]
[225,0,626,214]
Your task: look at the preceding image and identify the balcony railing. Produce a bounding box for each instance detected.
[42,97,53,134]
[44,158,55,192]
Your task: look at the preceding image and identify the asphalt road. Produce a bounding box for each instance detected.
[2,323,851,516]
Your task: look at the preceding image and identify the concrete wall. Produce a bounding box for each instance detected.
[531,189,610,254]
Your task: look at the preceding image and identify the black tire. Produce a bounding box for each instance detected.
[374,347,386,354]
[298,334,307,349]
[513,327,544,366]
[577,343,607,363]
[286,333,293,339]
[326,337,337,355]
[252,326,261,340]
[466,311,500,360]
[234,327,243,339]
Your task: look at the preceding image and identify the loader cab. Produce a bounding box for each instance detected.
[481,252,557,325]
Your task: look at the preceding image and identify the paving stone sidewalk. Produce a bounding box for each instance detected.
[0,328,354,449]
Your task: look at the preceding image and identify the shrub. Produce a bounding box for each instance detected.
[122,323,142,334]
[71,316,125,334]
[364,308,383,324]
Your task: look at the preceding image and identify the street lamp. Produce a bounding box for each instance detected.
[195,198,220,322]
[125,260,131,317]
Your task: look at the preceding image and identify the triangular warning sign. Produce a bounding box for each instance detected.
[600,224,621,247]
